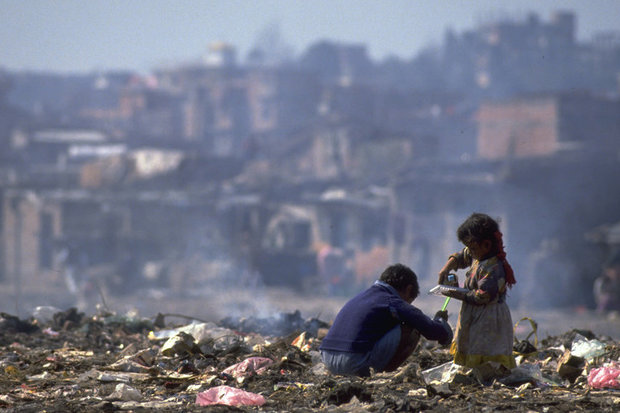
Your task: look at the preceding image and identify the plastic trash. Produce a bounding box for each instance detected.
[32,306,61,325]
[107,383,143,401]
[291,331,312,351]
[195,385,266,407]
[97,372,132,383]
[408,388,428,397]
[570,334,606,361]
[500,363,544,386]
[587,362,620,389]
[101,314,153,333]
[107,359,149,373]
[42,327,59,337]
[160,332,200,357]
[421,361,463,384]
[222,357,274,378]
[149,321,220,341]
[149,322,241,351]
[27,371,53,381]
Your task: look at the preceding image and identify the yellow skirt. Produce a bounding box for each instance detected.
[451,300,516,370]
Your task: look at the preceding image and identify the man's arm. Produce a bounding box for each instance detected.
[399,304,453,345]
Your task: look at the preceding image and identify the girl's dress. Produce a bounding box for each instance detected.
[449,248,516,369]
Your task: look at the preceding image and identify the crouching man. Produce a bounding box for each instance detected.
[319,263,453,377]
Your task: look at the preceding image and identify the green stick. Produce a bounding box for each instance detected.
[441,273,456,311]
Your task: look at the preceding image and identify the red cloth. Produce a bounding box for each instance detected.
[495,231,516,287]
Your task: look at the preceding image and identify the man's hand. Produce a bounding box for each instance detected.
[434,311,453,346]
[434,310,448,321]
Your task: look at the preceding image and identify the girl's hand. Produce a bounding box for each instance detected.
[438,257,457,284]
[437,269,450,284]
[443,288,467,301]
[444,273,459,287]
[438,269,450,285]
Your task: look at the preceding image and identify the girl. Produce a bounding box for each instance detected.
[438,213,516,369]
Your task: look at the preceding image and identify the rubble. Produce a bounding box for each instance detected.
[0,309,619,412]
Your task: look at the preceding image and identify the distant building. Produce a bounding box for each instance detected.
[299,41,374,86]
[119,86,184,142]
[203,42,237,68]
[246,67,320,137]
[264,120,438,182]
[442,11,587,96]
[476,92,620,160]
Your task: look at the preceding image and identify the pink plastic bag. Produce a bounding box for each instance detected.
[222,356,274,378]
[587,363,620,389]
[195,385,266,406]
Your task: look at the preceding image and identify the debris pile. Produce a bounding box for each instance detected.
[1,308,619,412]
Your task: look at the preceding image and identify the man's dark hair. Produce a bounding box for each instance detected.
[379,263,419,299]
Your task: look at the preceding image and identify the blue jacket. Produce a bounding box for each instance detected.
[320,281,453,353]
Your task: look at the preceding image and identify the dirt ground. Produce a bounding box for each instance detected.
[1,284,619,412]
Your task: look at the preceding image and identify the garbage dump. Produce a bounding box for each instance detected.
[0,308,619,412]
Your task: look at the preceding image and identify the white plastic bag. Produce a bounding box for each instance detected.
[32,306,61,324]
[107,383,142,401]
[570,334,606,361]
[421,361,462,384]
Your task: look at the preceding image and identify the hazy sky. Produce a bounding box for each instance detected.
[1,0,619,73]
